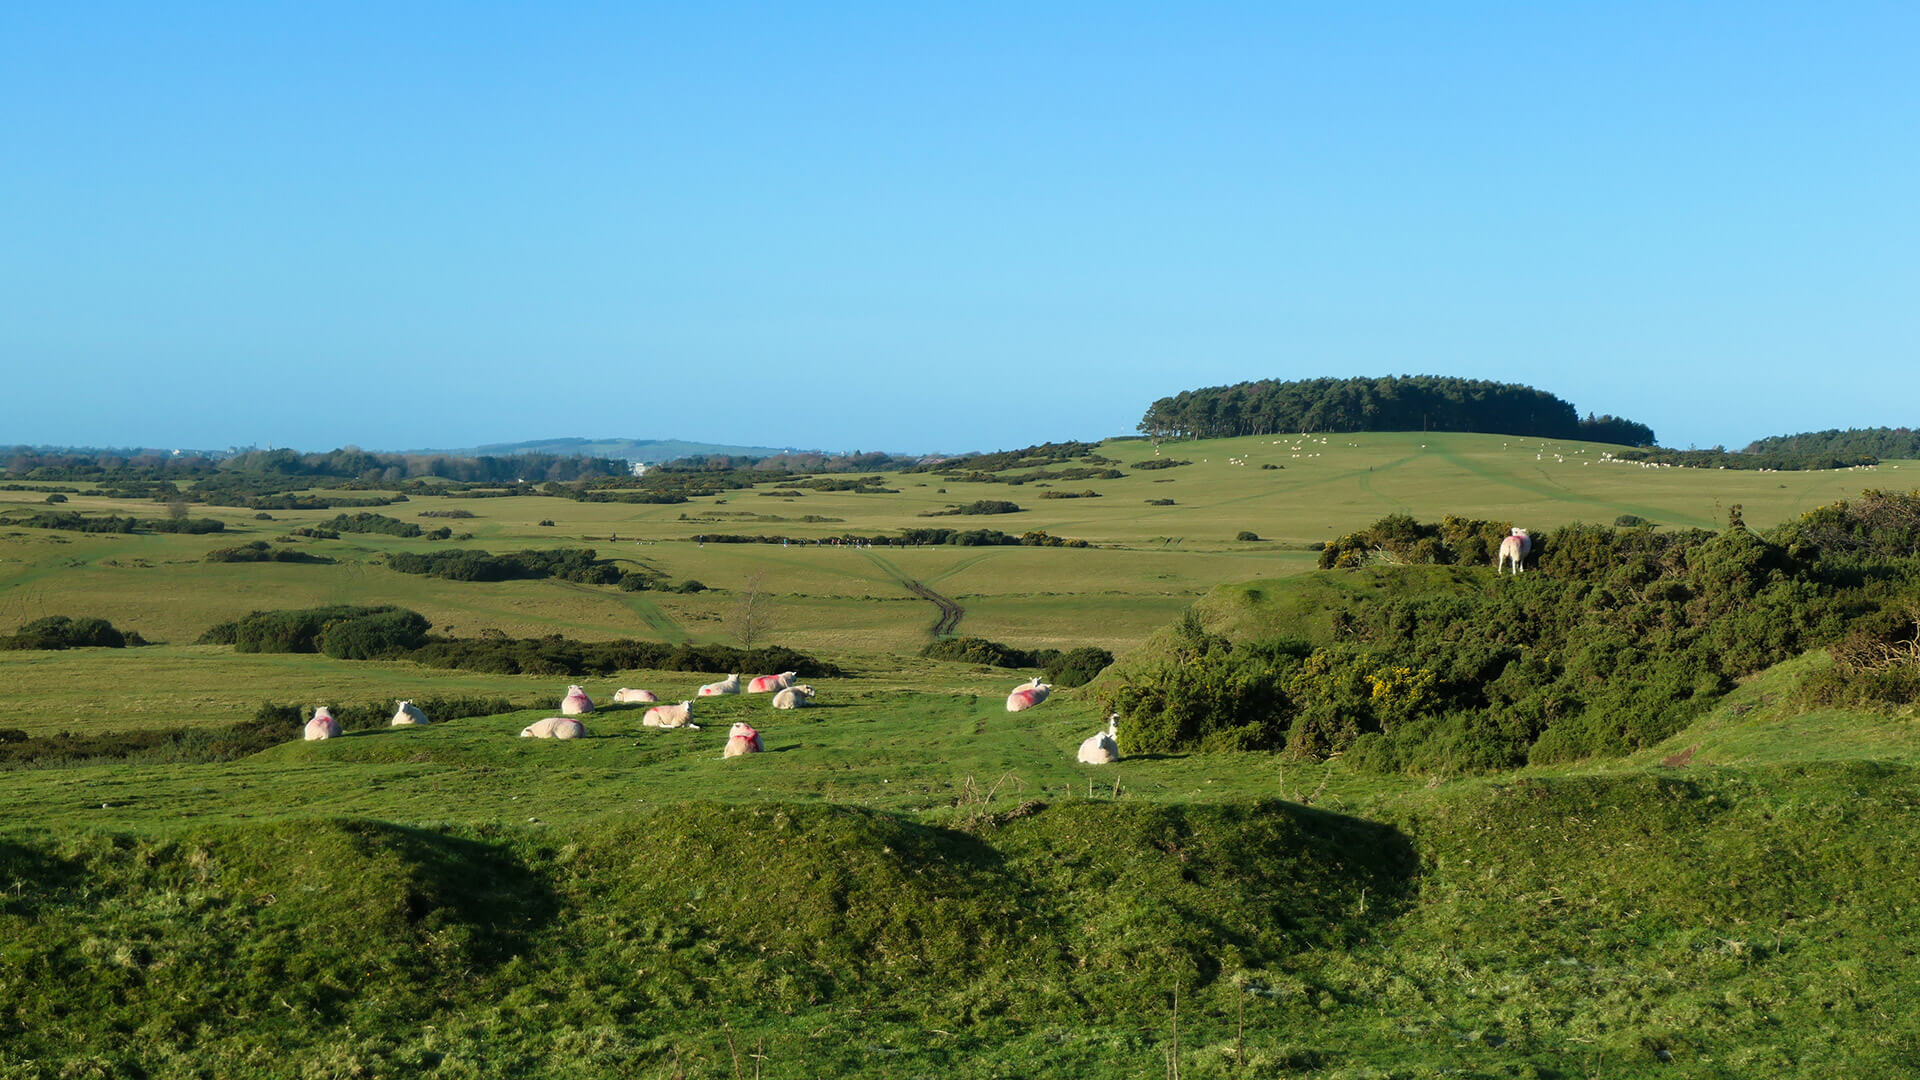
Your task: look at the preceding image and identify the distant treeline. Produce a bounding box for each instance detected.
[1608,448,1879,471]
[2,446,626,487]
[1137,376,1656,446]
[693,528,1088,548]
[2,510,226,534]
[1745,428,1920,460]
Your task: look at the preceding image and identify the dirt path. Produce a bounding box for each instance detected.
[861,551,965,636]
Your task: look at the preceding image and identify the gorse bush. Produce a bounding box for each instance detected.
[1113,498,1920,771]
[0,616,145,650]
[386,547,621,584]
[919,638,1114,688]
[319,512,421,537]
[205,541,333,564]
[198,606,430,657]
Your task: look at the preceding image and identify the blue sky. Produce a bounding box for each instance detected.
[4,4,1915,454]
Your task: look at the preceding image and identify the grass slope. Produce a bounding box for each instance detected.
[4,432,1920,1076]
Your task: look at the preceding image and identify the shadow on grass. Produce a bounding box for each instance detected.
[0,838,86,917]
[338,820,561,970]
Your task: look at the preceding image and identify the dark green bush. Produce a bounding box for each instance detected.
[1236,530,1261,541]
[0,616,144,650]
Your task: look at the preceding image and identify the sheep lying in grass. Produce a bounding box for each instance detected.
[698,673,742,697]
[521,716,586,739]
[612,687,658,704]
[771,685,815,710]
[561,685,595,714]
[642,701,699,729]
[304,707,341,741]
[1006,677,1052,712]
[390,700,428,726]
[1077,715,1120,764]
[722,722,762,757]
[747,671,798,694]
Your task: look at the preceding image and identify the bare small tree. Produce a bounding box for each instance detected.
[726,571,778,648]
[165,499,190,521]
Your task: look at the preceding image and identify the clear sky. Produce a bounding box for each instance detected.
[4,4,1915,454]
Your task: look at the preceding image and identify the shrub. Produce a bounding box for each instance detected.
[920,500,1023,517]
[1236,530,1261,542]
[1129,459,1190,470]
[43,493,66,504]
[0,615,143,650]
[205,541,332,564]
[199,605,429,654]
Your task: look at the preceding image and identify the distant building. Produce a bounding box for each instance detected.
[629,461,651,477]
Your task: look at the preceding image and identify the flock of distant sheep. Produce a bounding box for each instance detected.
[298,671,1122,764]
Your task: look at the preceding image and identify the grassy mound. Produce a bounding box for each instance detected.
[7,761,1919,1076]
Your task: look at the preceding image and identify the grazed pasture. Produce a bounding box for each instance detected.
[4,433,1919,1078]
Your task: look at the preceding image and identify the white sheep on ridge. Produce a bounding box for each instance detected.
[698,674,742,697]
[304,707,341,741]
[390,700,428,727]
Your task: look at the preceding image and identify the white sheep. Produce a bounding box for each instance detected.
[520,716,586,739]
[560,685,595,715]
[1078,714,1120,764]
[1496,528,1532,575]
[722,722,762,757]
[1007,677,1053,712]
[642,701,699,729]
[303,707,341,741]
[390,700,428,726]
[612,687,658,704]
[771,685,816,710]
[746,671,798,694]
[698,673,742,697]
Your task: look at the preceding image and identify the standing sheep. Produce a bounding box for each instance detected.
[1496,528,1532,575]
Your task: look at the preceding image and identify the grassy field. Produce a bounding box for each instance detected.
[4,432,1919,1077]
[1,432,1907,655]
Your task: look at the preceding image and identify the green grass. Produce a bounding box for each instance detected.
[4,434,1920,1076]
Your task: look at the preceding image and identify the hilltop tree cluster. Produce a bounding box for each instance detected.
[1136,375,1656,446]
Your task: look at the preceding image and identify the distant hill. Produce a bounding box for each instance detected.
[1744,427,1920,460]
[411,437,819,464]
